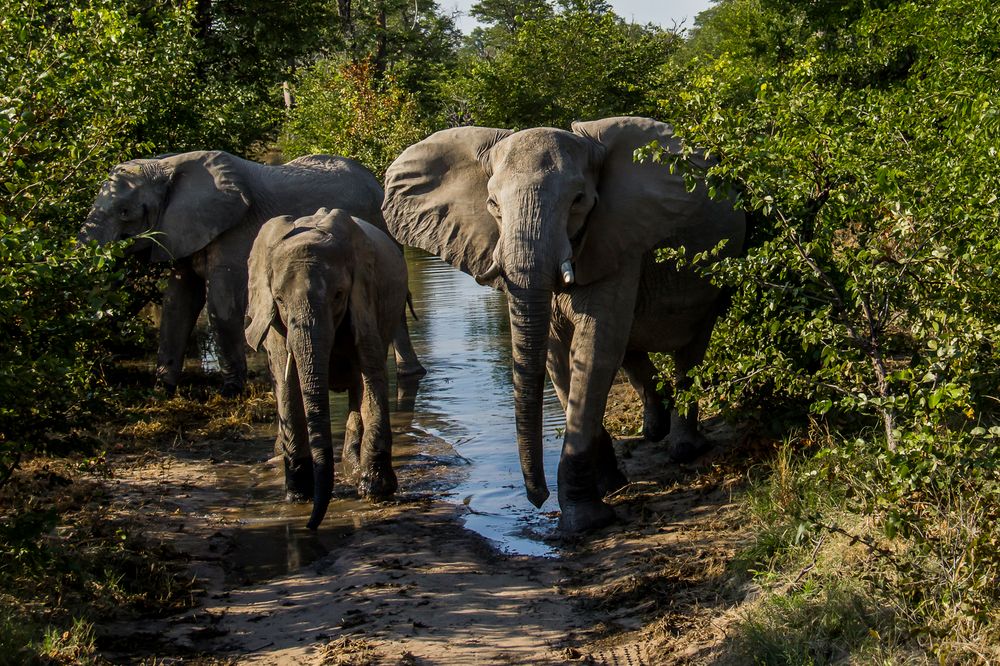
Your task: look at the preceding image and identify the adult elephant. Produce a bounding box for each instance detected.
[79,151,425,397]
[382,117,746,533]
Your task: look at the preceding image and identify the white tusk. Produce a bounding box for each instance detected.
[560,260,575,285]
[475,259,502,285]
[284,350,293,383]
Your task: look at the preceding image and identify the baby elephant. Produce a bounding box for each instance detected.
[245,208,407,529]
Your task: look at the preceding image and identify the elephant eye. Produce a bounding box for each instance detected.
[486,197,500,214]
[118,207,130,219]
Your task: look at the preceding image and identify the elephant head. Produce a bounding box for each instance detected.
[79,151,251,262]
[245,208,382,530]
[383,117,721,509]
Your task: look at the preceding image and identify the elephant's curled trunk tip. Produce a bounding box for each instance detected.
[526,483,549,509]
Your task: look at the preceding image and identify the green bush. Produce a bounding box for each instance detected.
[0,0,201,482]
[279,57,431,178]
[454,1,677,129]
[653,0,1000,655]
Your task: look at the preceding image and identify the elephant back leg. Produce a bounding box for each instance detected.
[264,332,313,502]
[156,261,206,395]
[342,374,363,483]
[668,307,722,463]
[621,350,670,442]
[392,309,426,378]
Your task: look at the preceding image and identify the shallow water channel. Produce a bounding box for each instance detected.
[200,248,566,581]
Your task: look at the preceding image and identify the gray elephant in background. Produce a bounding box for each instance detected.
[79,150,425,397]
[383,116,746,533]
[245,208,407,529]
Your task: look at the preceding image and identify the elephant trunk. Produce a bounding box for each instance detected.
[506,284,552,508]
[289,322,335,530]
[78,208,115,246]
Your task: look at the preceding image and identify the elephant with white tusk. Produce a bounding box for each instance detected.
[245,208,408,529]
[79,151,425,398]
[382,116,746,533]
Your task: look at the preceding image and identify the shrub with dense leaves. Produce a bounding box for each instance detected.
[279,58,430,178]
[0,0,200,483]
[654,0,1000,653]
[454,0,677,129]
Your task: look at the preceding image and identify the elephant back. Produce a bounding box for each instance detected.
[278,154,388,235]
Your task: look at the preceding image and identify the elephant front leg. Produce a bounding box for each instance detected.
[556,271,640,534]
[205,264,249,397]
[355,363,397,501]
[547,313,626,500]
[264,334,313,502]
[156,262,206,395]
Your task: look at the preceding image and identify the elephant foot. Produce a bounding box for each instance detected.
[558,499,616,534]
[396,362,427,379]
[357,466,398,501]
[642,404,670,442]
[669,433,712,464]
[284,457,315,502]
[220,382,244,399]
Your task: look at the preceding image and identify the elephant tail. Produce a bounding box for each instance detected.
[406,292,419,321]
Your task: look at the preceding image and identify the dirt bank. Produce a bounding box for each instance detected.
[85,380,755,665]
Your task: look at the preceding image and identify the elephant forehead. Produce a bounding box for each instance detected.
[493,128,589,173]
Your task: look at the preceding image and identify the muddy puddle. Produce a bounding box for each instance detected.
[191,248,566,584]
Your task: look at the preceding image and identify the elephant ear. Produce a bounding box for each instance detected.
[571,117,710,286]
[382,126,512,289]
[245,215,293,352]
[152,151,251,262]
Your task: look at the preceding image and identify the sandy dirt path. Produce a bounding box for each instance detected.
[100,390,752,665]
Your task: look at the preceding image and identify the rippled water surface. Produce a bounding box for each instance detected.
[398,248,565,556]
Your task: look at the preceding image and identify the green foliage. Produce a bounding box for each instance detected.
[454,2,678,129]
[279,58,431,178]
[655,0,1000,653]
[0,0,197,483]
[659,0,1000,441]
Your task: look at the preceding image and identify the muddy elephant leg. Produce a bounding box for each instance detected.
[557,267,640,533]
[548,311,626,499]
[342,376,363,484]
[668,311,720,463]
[356,360,397,501]
[264,332,313,501]
[205,264,248,397]
[156,262,206,395]
[392,310,426,378]
[622,350,670,442]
